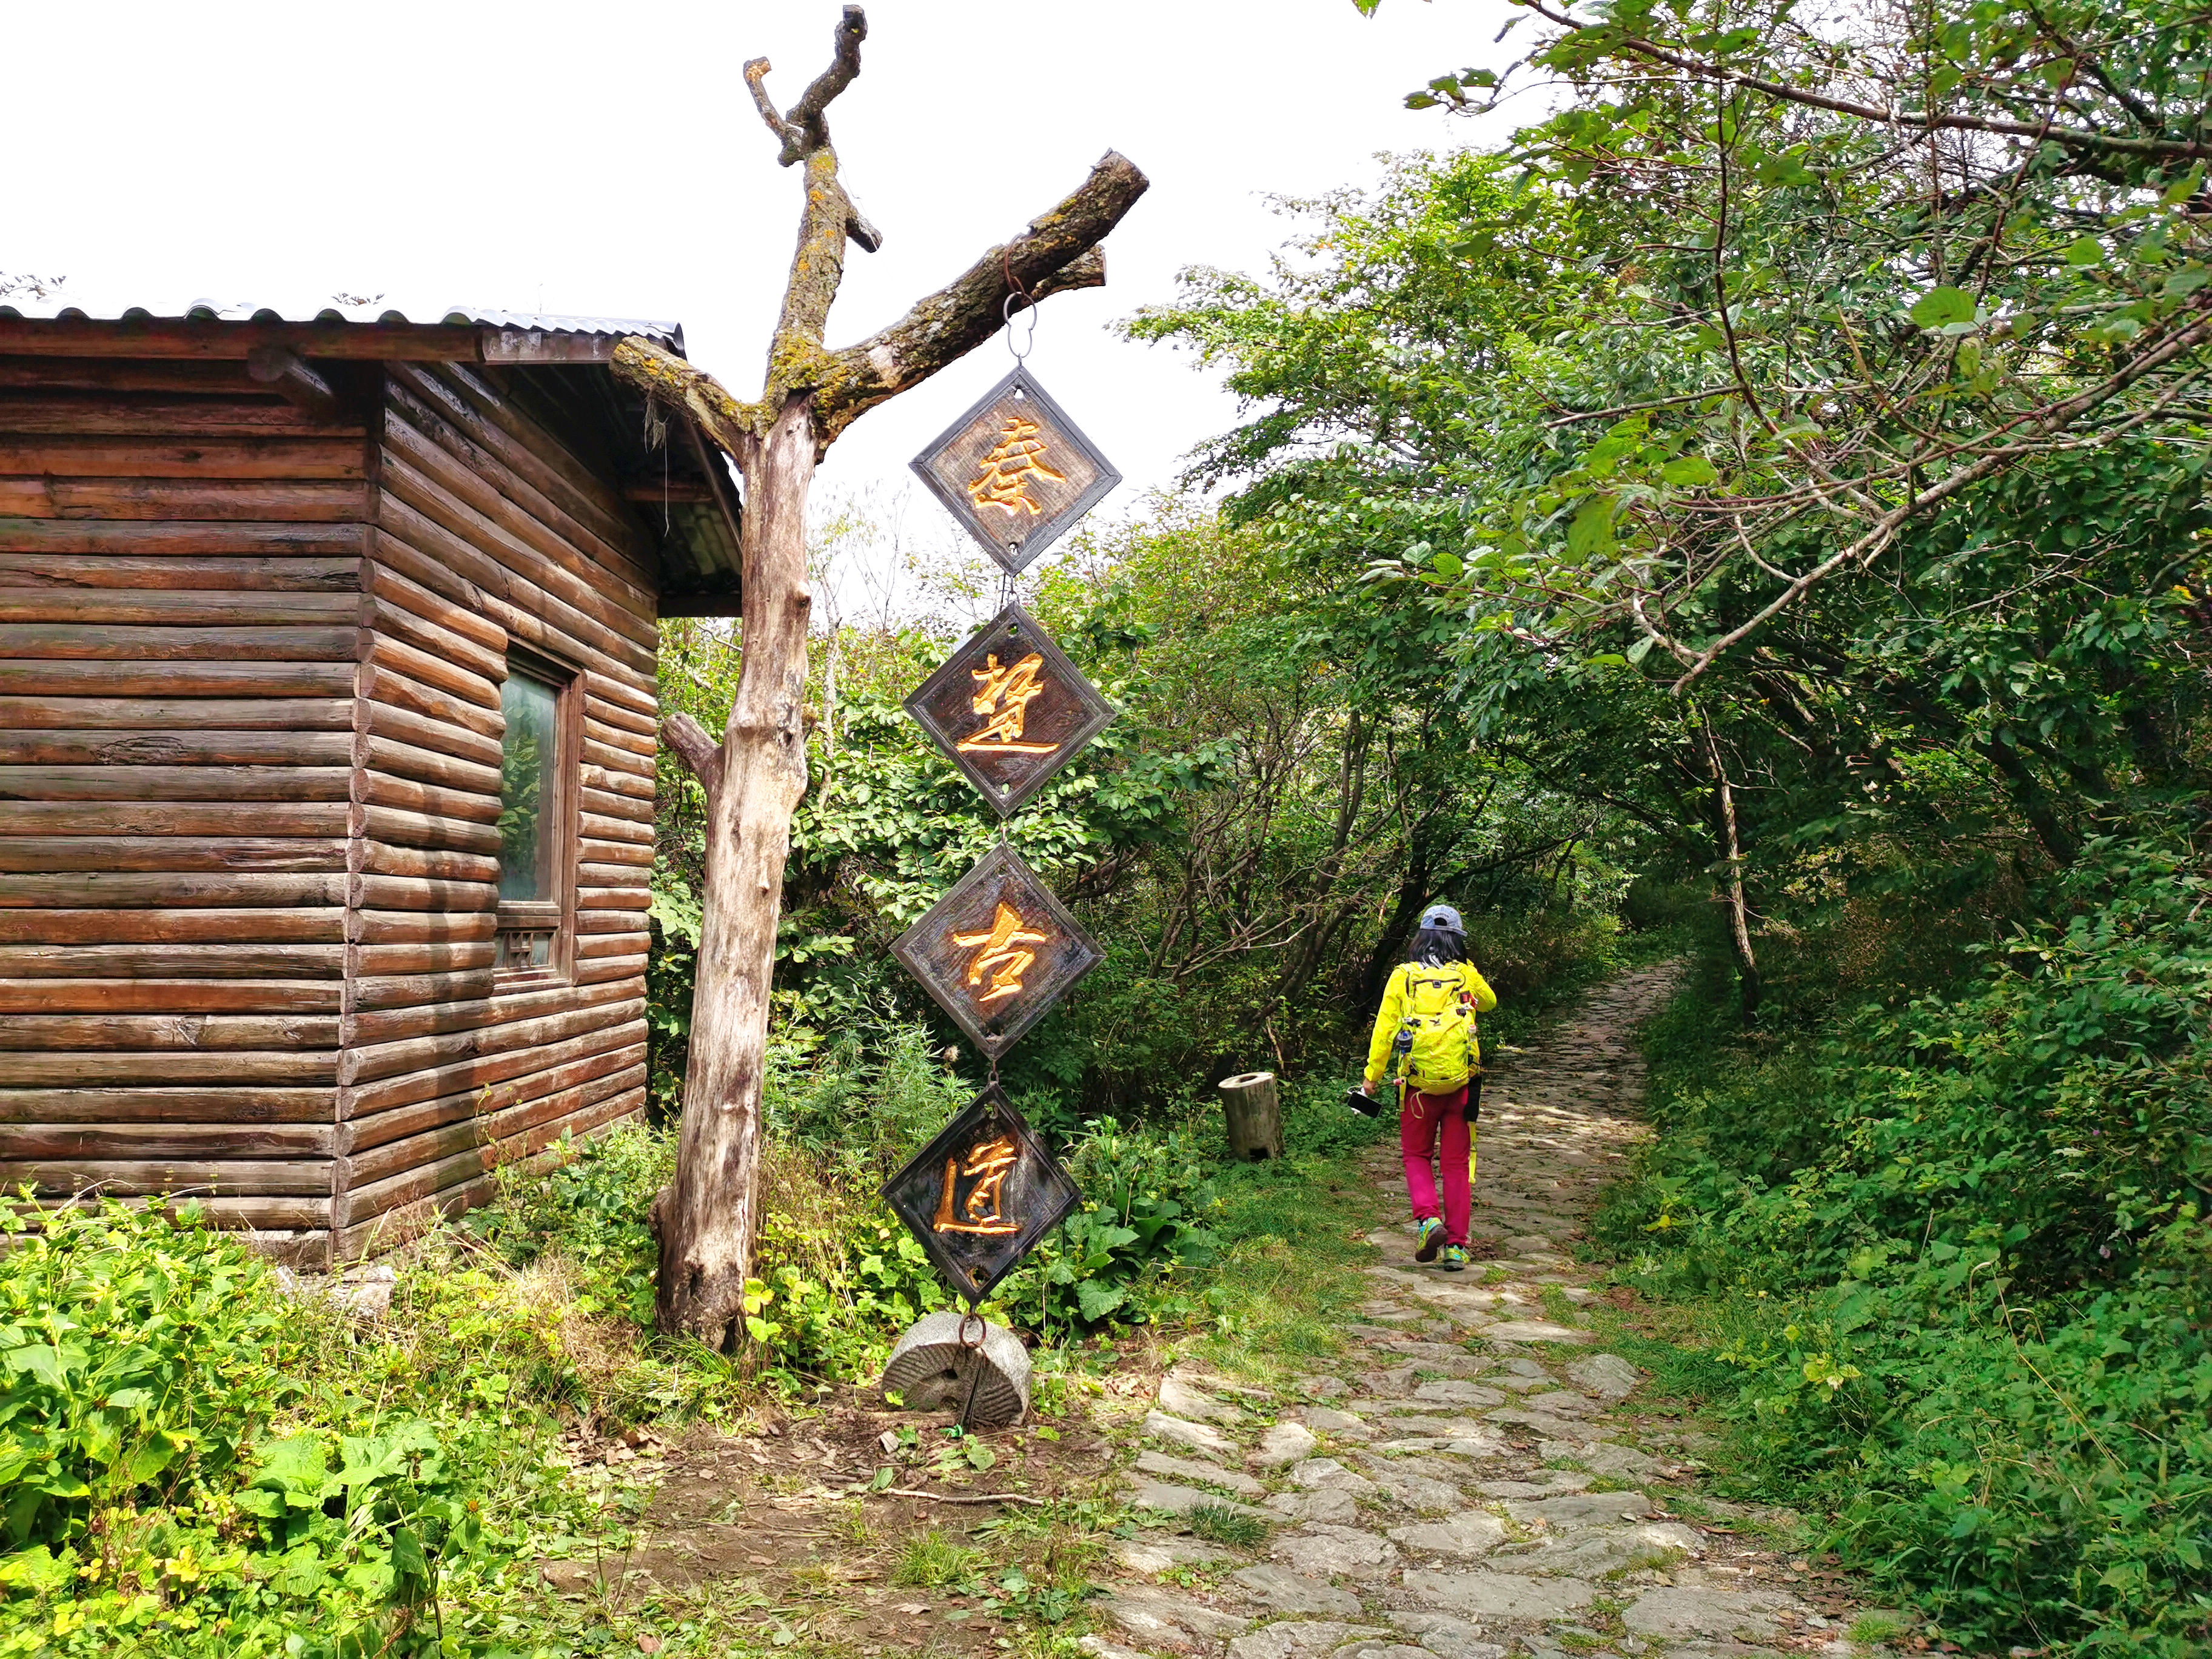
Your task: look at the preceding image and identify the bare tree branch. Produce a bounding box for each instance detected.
[662,711,726,803]
[743,59,803,160]
[788,5,868,150]
[814,153,1148,443]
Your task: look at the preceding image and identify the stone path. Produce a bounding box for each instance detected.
[1088,964,1885,1659]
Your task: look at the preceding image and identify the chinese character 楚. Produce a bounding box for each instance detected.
[957,651,1054,755]
[950,901,1048,1005]
[965,415,1066,518]
[933,1134,1021,1235]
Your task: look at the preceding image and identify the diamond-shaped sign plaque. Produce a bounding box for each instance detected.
[910,367,1121,574]
[907,602,1116,818]
[891,842,1103,1063]
[882,1082,1082,1304]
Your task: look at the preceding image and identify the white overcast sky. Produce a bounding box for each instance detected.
[5,0,1521,546]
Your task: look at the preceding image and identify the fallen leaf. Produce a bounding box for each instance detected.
[895,1603,929,1615]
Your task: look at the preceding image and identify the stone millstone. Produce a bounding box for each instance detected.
[880,1311,1030,1426]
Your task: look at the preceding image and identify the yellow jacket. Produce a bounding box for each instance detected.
[1363,960,1498,1092]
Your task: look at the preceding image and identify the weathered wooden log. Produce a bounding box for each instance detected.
[0,393,346,435]
[359,805,503,855]
[0,907,347,944]
[358,772,501,824]
[0,837,349,874]
[0,623,360,662]
[363,665,503,742]
[0,554,363,591]
[0,518,367,556]
[364,734,503,796]
[351,908,497,945]
[1219,1071,1285,1162]
[0,802,346,836]
[369,600,506,689]
[0,1050,339,1087]
[358,842,499,884]
[0,943,347,979]
[0,872,350,908]
[0,1083,337,1122]
[0,731,354,768]
[0,660,356,697]
[0,695,353,731]
[367,633,499,709]
[0,434,364,480]
[0,477,367,520]
[0,979,342,1014]
[244,346,341,422]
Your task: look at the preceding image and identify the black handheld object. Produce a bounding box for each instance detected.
[1344,1087,1382,1119]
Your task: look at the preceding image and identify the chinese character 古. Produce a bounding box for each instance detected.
[958,651,1054,755]
[933,1134,1021,1235]
[950,901,1048,1005]
[965,415,1066,518]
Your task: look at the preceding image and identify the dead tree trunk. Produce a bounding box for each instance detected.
[1701,714,1762,1021]
[611,4,1148,1344]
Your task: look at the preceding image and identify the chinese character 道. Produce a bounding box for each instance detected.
[933,1134,1020,1235]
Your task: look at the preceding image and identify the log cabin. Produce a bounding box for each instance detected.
[0,304,742,1267]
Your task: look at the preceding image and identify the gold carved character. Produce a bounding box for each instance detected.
[957,651,1054,755]
[933,1133,1021,1235]
[950,901,1048,1006]
[965,415,1066,518]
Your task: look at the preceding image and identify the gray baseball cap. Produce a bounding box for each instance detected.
[1419,903,1464,934]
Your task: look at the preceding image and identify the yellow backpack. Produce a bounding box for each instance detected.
[1395,965,1479,1094]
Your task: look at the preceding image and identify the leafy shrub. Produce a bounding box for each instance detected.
[1604,843,2212,1655]
[999,1117,1221,1336]
[0,1201,575,1658]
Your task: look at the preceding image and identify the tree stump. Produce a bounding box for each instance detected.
[880,1311,1030,1427]
[1219,1071,1284,1161]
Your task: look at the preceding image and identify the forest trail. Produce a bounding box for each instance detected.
[1097,960,1895,1659]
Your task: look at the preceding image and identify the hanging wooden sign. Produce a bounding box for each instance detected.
[882,1082,1082,1304]
[905,601,1117,818]
[891,842,1103,1064]
[909,367,1121,574]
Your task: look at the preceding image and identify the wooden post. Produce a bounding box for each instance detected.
[1219,1071,1284,1162]
[606,5,1148,1347]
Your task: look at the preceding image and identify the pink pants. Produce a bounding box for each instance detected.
[1400,1083,1473,1246]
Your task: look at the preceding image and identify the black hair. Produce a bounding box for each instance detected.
[1409,925,1467,967]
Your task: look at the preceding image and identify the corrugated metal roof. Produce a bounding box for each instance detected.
[0,297,683,349]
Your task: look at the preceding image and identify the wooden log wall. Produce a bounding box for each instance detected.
[341,362,655,1260]
[0,351,661,1266]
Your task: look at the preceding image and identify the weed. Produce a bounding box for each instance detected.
[1185,1504,1268,1547]
[895,1529,987,1589]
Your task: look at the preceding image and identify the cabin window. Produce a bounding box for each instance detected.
[495,661,573,987]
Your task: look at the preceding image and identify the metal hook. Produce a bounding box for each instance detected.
[1002,289,1038,364]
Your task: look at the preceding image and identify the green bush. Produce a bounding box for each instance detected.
[0,1201,572,1658]
[1604,842,2212,1655]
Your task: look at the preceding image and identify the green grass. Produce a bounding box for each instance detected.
[1185,1505,1269,1548]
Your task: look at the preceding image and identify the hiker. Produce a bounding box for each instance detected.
[1358,903,1497,1272]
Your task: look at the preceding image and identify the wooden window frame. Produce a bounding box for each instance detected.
[494,646,581,994]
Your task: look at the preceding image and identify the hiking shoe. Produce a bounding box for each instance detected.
[1441,1244,1469,1273]
[1414,1218,1446,1262]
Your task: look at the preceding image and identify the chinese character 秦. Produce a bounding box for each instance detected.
[965,415,1066,518]
[957,651,1055,755]
[950,901,1048,1006]
[933,1134,1021,1235]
